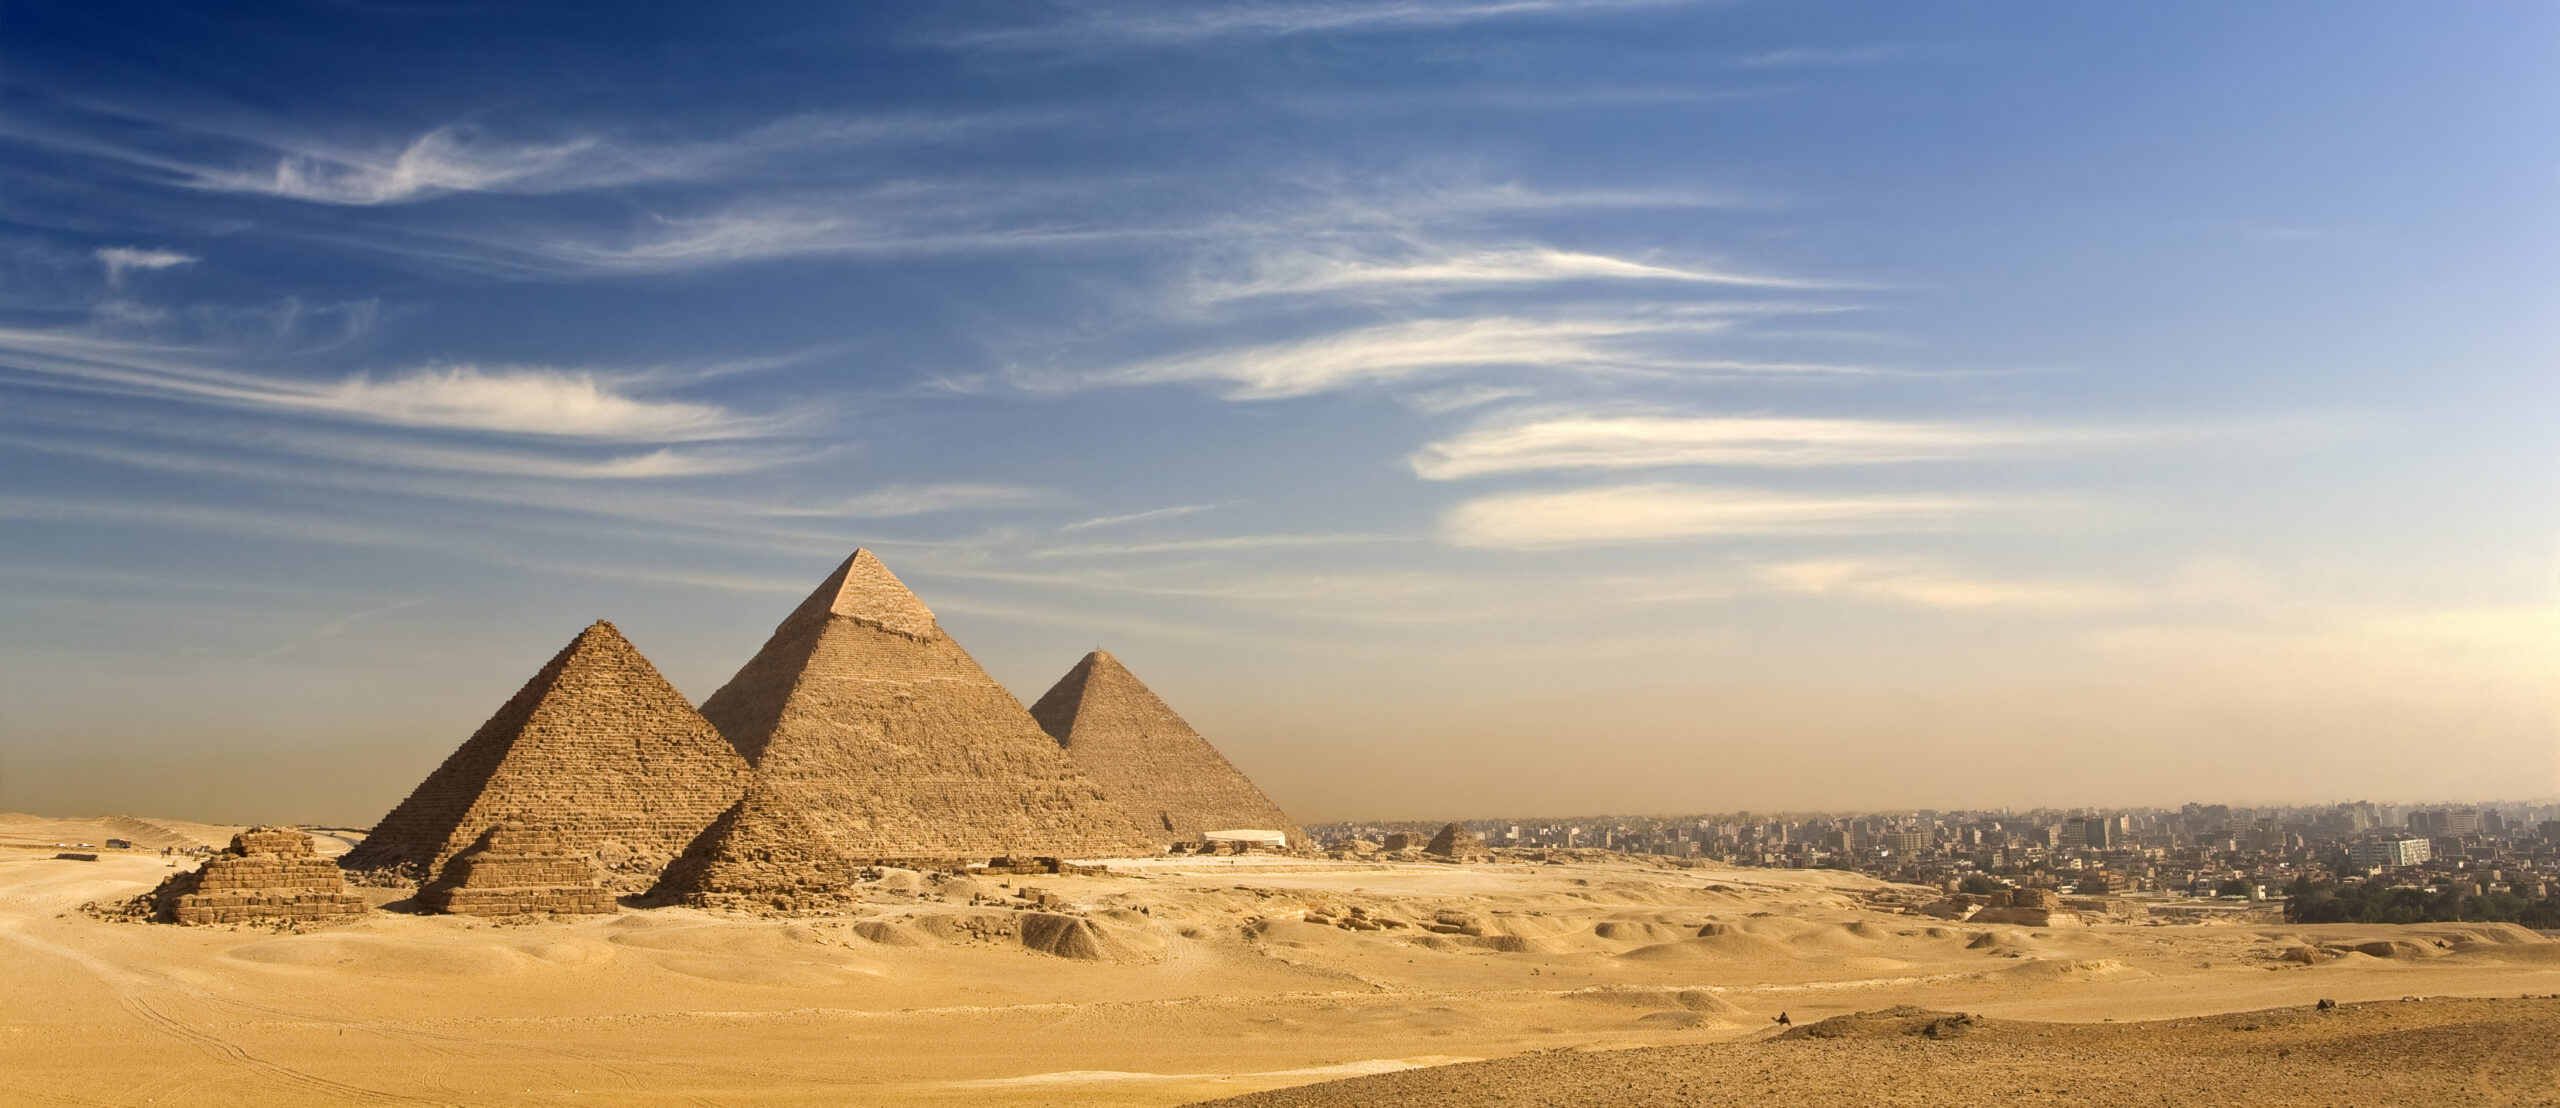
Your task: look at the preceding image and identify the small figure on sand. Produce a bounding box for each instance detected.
[1773,1012,1791,1027]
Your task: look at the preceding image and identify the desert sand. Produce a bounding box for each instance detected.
[1196,998,2560,1106]
[6,812,2557,1107]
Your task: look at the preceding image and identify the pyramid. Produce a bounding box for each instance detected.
[421,819,616,916]
[343,621,751,887]
[696,550,1160,860]
[1029,650,1304,849]
[156,828,367,926]
[646,780,863,911]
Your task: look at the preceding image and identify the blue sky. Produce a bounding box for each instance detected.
[2,1,2552,824]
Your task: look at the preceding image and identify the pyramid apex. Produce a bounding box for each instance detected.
[776,549,941,641]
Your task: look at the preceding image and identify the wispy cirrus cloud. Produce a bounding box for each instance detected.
[1050,306,1884,400]
[758,483,1052,518]
[0,326,761,440]
[933,0,1695,52]
[322,365,744,438]
[2,96,1071,214]
[1061,501,1234,531]
[1034,532,1409,557]
[1414,408,2360,479]
[1201,246,1835,301]
[12,415,805,481]
[1401,383,1536,413]
[196,126,609,205]
[1412,410,2137,479]
[94,246,198,284]
[1442,483,2016,549]
[1056,314,1746,400]
[1752,558,2141,612]
[494,203,1148,276]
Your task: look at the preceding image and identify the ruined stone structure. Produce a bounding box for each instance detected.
[159,828,367,925]
[344,621,751,889]
[422,820,616,915]
[1967,887,2082,927]
[1426,822,1491,861]
[647,782,864,911]
[697,551,1161,861]
[1029,650,1303,849]
[2010,887,2063,911]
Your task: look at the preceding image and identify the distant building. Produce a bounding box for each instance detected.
[2350,838,2431,868]
[2076,871,2129,895]
[1879,829,1930,854]
[2061,816,2111,850]
[2408,809,2482,837]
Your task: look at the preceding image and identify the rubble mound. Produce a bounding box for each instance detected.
[1029,650,1304,850]
[1425,822,1490,861]
[1016,912,1156,962]
[154,827,367,926]
[647,783,863,912]
[422,820,616,916]
[1781,1006,1986,1040]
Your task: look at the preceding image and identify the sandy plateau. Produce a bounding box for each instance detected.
[6,813,2558,1107]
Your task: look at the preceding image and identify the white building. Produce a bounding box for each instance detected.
[2349,837,2431,868]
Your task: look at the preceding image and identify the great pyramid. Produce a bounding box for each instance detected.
[1029,650,1304,849]
[344,621,751,888]
[696,550,1161,860]
[646,780,863,911]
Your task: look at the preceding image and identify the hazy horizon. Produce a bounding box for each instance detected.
[2,2,2552,828]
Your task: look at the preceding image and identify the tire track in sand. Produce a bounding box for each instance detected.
[0,920,434,1105]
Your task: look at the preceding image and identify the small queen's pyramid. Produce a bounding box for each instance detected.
[646,780,862,911]
[697,550,1160,860]
[344,621,752,887]
[1030,650,1303,849]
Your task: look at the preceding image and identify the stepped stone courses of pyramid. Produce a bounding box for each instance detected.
[423,820,616,916]
[1029,650,1304,850]
[159,828,367,925]
[648,782,864,912]
[697,551,1162,861]
[344,621,751,890]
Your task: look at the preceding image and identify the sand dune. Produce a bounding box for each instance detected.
[1188,997,2560,1106]
[5,814,2558,1106]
